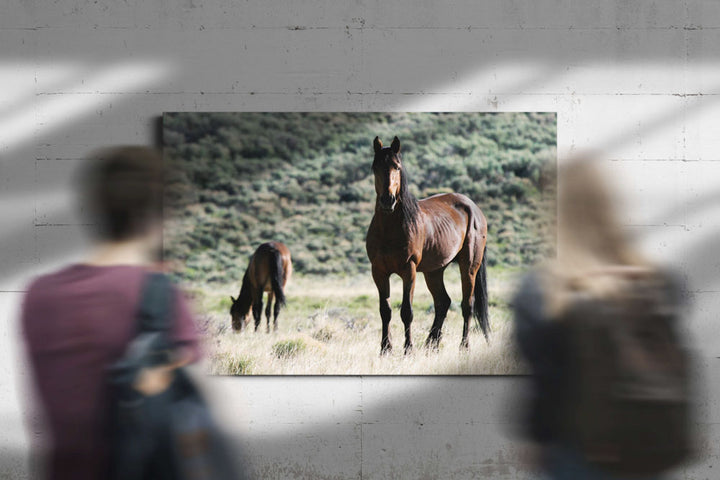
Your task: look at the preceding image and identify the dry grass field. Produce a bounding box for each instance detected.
[184,266,528,375]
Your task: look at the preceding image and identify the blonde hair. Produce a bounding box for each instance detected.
[542,154,651,317]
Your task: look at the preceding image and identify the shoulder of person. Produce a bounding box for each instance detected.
[646,266,688,310]
[512,268,548,319]
[516,268,546,296]
[22,265,76,300]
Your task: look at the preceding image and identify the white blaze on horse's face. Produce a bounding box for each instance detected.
[372,135,403,212]
[375,160,401,212]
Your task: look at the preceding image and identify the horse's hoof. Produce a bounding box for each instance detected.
[424,338,441,352]
[459,340,469,350]
[404,344,414,355]
[380,345,393,356]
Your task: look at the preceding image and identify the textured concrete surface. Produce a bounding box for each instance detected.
[1,1,719,478]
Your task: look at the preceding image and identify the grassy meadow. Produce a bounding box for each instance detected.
[163,112,556,375]
[188,266,526,375]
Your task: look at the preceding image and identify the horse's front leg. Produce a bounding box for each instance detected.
[252,290,263,332]
[372,266,392,355]
[400,263,417,354]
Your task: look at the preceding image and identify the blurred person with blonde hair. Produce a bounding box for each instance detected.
[513,156,693,479]
[21,147,200,479]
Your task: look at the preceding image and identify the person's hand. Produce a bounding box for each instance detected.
[132,347,193,396]
[133,365,174,396]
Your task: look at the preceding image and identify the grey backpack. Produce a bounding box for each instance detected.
[107,273,246,480]
[561,272,693,475]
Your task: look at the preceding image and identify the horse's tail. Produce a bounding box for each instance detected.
[269,248,286,307]
[474,244,490,341]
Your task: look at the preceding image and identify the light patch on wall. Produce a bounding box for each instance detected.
[0,61,173,154]
[396,60,720,161]
[0,63,81,114]
[396,62,553,112]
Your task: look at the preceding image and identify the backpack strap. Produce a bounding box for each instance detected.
[130,272,176,366]
[136,272,175,334]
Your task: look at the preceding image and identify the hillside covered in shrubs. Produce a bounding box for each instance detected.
[163,112,556,283]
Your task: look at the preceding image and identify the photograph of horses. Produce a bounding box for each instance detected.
[163,112,556,375]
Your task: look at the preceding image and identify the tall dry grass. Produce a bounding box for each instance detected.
[186,267,528,375]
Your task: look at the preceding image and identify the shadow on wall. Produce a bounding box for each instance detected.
[206,375,532,480]
[1,13,719,283]
[2,3,719,476]
[2,113,717,478]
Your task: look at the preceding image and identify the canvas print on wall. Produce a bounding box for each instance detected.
[163,112,556,375]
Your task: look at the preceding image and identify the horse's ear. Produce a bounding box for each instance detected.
[373,136,383,153]
[391,136,401,154]
[230,296,236,303]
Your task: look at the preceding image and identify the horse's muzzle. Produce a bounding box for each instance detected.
[379,194,397,212]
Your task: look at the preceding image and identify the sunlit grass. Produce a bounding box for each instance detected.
[190,266,527,375]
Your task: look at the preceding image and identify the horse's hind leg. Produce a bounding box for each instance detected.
[458,256,480,350]
[424,268,451,350]
[252,290,264,332]
[273,296,281,332]
[265,290,274,333]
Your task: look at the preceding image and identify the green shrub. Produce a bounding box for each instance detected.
[214,354,253,375]
[272,339,307,358]
[230,356,253,375]
[312,327,335,343]
[164,112,557,280]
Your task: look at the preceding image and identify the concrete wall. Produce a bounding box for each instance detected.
[1,1,718,478]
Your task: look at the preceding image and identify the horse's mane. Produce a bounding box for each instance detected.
[397,161,420,222]
[234,269,254,317]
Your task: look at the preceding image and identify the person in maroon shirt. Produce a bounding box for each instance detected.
[21,147,200,480]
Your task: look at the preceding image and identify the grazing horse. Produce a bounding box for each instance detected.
[366,136,489,354]
[230,241,292,333]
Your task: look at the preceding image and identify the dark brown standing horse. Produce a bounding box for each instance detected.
[230,241,292,333]
[366,136,489,354]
